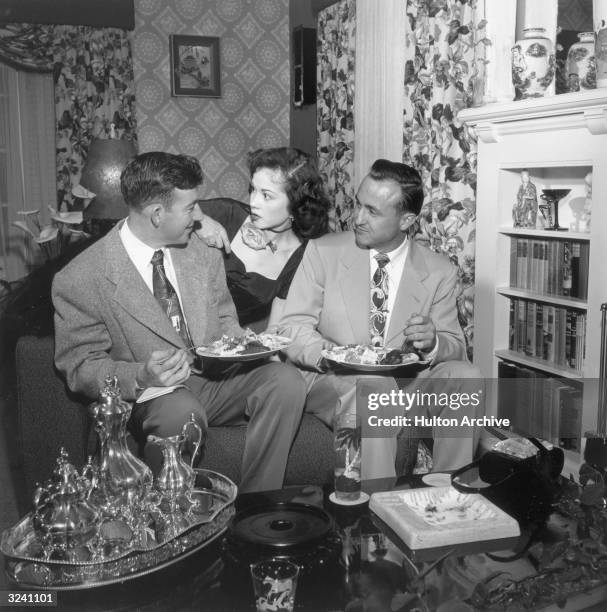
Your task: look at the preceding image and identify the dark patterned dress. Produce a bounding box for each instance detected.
[198,198,305,327]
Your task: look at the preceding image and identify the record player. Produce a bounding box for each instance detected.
[222,501,342,575]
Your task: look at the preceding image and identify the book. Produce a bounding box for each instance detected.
[510,238,518,287]
[570,241,580,298]
[544,305,556,363]
[562,241,572,297]
[526,301,537,356]
[520,239,529,290]
[535,304,543,359]
[369,487,520,560]
[508,300,516,351]
[136,384,186,403]
[517,299,527,354]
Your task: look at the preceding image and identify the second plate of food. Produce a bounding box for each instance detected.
[321,345,426,372]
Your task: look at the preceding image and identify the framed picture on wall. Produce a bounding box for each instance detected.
[170,35,221,97]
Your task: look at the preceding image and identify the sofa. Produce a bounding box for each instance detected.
[14,336,421,514]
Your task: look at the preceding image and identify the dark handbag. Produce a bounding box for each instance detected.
[451,438,564,529]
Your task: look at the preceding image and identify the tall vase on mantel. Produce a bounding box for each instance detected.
[594,0,607,87]
[511,27,556,100]
[567,32,597,91]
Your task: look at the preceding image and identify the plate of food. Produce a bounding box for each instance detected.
[321,344,427,372]
[196,331,292,361]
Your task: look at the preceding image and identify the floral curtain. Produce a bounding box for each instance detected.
[0,24,137,211]
[316,0,357,231]
[403,0,487,359]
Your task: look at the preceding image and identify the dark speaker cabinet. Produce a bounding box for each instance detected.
[293,26,317,106]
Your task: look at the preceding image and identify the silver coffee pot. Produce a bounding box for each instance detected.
[88,376,153,515]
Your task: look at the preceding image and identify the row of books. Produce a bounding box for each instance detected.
[498,361,582,451]
[509,238,589,299]
[508,298,585,372]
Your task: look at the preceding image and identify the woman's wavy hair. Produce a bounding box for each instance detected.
[247,147,330,240]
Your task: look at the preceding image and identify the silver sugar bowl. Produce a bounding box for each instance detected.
[32,448,100,559]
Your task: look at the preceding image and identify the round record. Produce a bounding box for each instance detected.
[229,502,332,548]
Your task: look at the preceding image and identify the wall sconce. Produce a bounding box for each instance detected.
[79,138,137,221]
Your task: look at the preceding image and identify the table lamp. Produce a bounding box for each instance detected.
[80,137,137,221]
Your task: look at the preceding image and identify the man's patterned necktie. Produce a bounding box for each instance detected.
[370,253,390,347]
[151,250,193,347]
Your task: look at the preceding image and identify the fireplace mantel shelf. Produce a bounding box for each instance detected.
[459,89,607,143]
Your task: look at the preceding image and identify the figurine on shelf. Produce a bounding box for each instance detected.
[579,171,592,233]
[513,169,539,228]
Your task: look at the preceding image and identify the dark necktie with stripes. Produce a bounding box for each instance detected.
[151,249,193,347]
[370,253,390,347]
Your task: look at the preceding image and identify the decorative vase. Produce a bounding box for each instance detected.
[594,0,607,87]
[511,27,556,100]
[567,32,597,91]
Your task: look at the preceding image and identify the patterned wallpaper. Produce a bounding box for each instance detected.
[132,0,290,201]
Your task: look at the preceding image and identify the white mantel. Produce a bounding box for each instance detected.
[459,90,607,143]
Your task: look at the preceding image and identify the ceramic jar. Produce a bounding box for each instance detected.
[594,0,607,86]
[567,32,597,91]
[511,27,556,99]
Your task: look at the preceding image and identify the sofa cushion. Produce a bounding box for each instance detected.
[202,414,334,486]
[14,335,337,509]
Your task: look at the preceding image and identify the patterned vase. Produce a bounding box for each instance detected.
[511,27,556,100]
[567,32,597,91]
[594,0,607,87]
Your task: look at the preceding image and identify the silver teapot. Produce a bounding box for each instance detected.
[89,376,153,515]
[32,448,100,559]
[148,413,203,503]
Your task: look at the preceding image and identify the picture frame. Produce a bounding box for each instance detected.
[170,35,221,98]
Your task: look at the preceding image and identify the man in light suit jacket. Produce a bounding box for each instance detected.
[278,159,481,477]
[53,152,306,493]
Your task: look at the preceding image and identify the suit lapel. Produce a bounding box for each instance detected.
[104,225,183,346]
[385,240,430,343]
[340,243,371,343]
[171,242,208,344]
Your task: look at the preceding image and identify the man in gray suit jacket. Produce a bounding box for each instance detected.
[278,159,482,478]
[53,152,306,493]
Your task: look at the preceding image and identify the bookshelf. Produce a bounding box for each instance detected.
[459,89,607,476]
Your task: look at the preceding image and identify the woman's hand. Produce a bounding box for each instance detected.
[194,213,232,253]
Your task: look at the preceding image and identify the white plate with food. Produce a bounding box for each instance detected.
[196,332,292,361]
[321,344,427,372]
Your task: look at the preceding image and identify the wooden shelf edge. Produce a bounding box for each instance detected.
[494,349,583,379]
[498,227,591,241]
[496,287,588,309]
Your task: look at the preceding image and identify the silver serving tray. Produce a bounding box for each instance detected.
[1,469,236,590]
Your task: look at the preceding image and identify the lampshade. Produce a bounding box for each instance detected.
[80,138,137,220]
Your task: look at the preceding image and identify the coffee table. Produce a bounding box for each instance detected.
[14,477,607,611]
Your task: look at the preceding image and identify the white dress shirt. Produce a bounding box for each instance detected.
[119,219,186,307]
[369,238,439,359]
